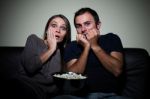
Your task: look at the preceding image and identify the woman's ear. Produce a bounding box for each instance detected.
[97,21,101,30]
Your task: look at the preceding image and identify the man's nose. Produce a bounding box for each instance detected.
[81,26,86,33]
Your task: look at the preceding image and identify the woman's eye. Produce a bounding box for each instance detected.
[51,24,57,27]
[60,26,67,31]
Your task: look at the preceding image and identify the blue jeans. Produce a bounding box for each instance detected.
[85,92,131,99]
[51,92,131,99]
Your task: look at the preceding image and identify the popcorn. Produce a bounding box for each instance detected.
[53,72,87,79]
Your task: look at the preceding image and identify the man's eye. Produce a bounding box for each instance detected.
[76,25,81,29]
[85,22,90,26]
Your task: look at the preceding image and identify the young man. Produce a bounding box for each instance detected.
[63,7,128,98]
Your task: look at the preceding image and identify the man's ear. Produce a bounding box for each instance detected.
[97,22,101,30]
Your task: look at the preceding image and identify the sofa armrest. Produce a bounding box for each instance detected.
[0,47,24,80]
[121,48,149,99]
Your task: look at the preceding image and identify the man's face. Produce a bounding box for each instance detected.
[75,12,100,35]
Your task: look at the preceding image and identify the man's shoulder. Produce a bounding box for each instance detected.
[68,40,78,45]
[101,33,118,37]
[65,40,78,49]
[101,33,120,40]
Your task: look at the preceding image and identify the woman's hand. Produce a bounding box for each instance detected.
[40,28,57,64]
[47,28,57,52]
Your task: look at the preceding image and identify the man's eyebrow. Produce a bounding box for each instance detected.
[75,20,92,26]
[75,23,81,25]
[84,21,92,23]
[75,23,81,27]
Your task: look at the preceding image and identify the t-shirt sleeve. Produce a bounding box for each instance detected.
[103,33,123,53]
[107,33,123,53]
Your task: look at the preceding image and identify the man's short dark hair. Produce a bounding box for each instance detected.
[74,7,100,27]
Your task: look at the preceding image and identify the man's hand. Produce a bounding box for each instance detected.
[86,29,100,49]
[76,33,90,49]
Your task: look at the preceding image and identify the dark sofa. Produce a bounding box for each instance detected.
[0,47,149,99]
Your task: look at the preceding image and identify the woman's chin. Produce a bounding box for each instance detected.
[56,40,62,43]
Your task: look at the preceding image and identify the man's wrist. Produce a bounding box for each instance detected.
[92,45,103,53]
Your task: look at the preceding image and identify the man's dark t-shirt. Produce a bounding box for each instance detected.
[64,33,123,93]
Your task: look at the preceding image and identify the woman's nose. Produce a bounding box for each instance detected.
[56,27,60,33]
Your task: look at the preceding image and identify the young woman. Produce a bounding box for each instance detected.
[12,14,71,99]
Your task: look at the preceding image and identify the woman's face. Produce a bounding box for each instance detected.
[48,17,67,43]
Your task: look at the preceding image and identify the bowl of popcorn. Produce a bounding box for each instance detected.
[53,72,87,94]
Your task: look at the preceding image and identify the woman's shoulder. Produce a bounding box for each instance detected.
[27,34,39,40]
[25,34,43,46]
[27,34,42,42]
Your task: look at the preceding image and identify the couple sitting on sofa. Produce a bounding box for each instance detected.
[1,7,148,99]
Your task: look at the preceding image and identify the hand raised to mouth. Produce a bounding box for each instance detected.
[83,32,88,39]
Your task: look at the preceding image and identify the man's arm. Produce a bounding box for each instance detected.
[88,29,123,77]
[92,46,123,77]
[66,33,90,74]
[66,46,90,73]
